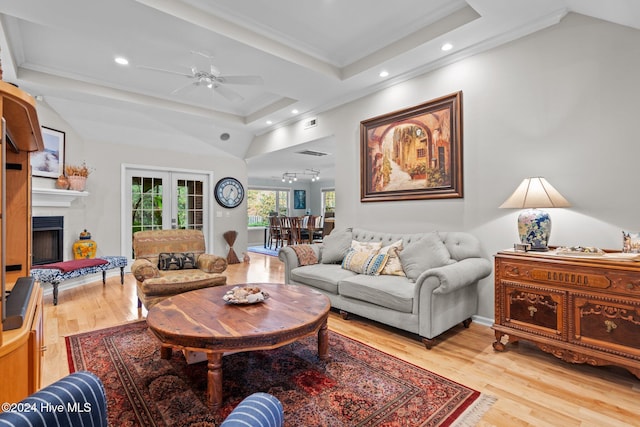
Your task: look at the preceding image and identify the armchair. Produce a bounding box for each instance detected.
[0,372,284,427]
[131,229,227,309]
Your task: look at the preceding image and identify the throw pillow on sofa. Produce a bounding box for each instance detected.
[321,228,353,264]
[380,246,406,276]
[291,244,318,266]
[378,239,405,276]
[351,240,383,252]
[398,233,452,281]
[341,248,389,275]
[158,252,197,270]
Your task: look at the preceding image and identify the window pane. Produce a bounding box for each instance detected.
[322,190,335,214]
[176,179,204,230]
[247,189,289,227]
[247,189,275,227]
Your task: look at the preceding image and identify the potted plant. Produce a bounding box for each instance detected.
[65,162,92,191]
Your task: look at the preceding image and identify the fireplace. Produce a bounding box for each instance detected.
[32,216,64,265]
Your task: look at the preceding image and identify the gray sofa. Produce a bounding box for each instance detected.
[279,227,492,348]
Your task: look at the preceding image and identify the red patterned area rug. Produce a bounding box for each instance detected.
[66,321,495,426]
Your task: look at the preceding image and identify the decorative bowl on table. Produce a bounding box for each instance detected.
[223,286,269,304]
[555,246,605,256]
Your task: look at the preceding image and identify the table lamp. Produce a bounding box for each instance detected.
[499,177,571,251]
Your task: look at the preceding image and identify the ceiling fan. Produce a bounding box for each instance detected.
[137,51,263,102]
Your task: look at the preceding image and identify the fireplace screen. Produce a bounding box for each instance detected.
[32,216,64,265]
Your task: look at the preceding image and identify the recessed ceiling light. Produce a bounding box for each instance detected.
[441,43,453,52]
[379,70,389,78]
[266,120,273,125]
[114,56,129,65]
[291,109,299,114]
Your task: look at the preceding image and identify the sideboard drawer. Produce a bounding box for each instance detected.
[503,282,564,339]
[498,259,640,297]
[571,294,640,359]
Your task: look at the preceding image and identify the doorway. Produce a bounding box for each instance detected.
[121,165,213,259]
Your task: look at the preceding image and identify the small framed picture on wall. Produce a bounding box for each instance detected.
[294,189,306,209]
[31,127,65,178]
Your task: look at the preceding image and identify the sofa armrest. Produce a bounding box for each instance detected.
[220,392,284,427]
[278,246,300,284]
[198,253,228,273]
[0,371,108,427]
[131,258,159,282]
[419,257,492,295]
[278,244,322,283]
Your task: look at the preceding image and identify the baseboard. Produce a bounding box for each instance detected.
[472,314,493,327]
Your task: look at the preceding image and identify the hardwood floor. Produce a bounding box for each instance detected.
[43,253,638,426]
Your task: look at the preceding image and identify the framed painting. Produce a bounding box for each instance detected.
[360,91,463,202]
[31,126,65,178]
[294,189,306,209]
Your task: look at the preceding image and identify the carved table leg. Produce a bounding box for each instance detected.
[318,319,329,360]
[207,352,223,409]
[493,330,506,351]
[160,344,173,359]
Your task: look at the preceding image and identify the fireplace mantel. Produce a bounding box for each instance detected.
[32,188,89,207]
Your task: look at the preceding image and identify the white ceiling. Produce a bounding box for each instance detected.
[1,0,638,181]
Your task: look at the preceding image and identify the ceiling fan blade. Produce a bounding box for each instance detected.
[137,65,193,78]
[218,75,263,85]
[210,64,221,77]
[170,81,197,95]
[214,84,244,102]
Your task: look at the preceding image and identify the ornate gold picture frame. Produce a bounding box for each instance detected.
[360,92,463,202]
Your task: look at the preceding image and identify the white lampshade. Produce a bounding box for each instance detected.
[500,177,570,251]
[499,177,571,209]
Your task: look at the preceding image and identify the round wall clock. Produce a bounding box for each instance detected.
[214,177,245,208]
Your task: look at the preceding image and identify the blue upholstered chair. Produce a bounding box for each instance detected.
[221,392,284,427]
[0,371,108,427]
[0,372,284,427]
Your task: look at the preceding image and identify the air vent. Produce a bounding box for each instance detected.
[296,149,328,157]
[303,118,318,129]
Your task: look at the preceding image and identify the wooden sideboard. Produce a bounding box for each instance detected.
[0,285,43,402]
[493,249,640,379]
[0,80,45,404]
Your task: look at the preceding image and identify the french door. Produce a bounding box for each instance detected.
[121,166,212,258]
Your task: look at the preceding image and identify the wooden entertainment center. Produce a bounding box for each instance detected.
[493,249,640,379]
[0,80,45,403]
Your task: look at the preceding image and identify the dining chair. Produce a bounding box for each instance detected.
[289,216,303,245]
[312,215,324,242]
[268,216,282,249]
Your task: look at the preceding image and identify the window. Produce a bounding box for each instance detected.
[321,189,335,215]
[247,188,290,227]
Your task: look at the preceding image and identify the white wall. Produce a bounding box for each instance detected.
[250,13,640,319]
[32,106,248,260]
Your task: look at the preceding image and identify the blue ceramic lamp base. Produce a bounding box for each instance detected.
[517,208,551,251]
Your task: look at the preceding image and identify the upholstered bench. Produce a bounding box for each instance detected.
[30,256,128,305]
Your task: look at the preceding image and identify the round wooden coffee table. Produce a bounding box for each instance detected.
[146,283,331,409]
